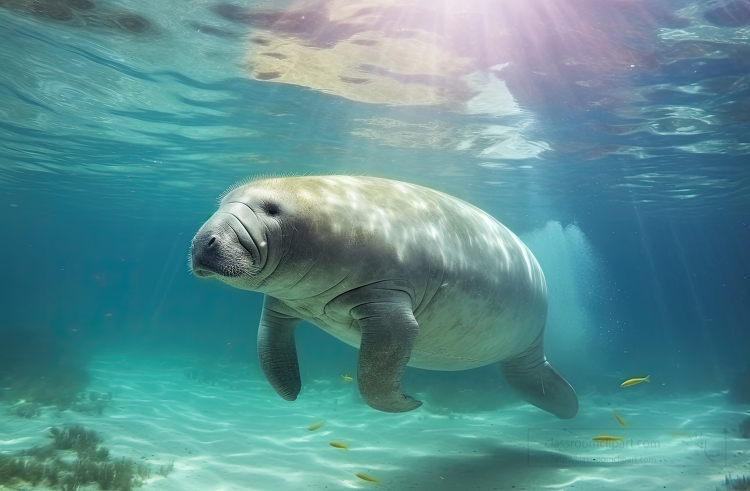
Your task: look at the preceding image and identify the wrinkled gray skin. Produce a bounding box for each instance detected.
[190,176,578,418]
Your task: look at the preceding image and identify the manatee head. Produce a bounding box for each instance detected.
[190,178,293,290]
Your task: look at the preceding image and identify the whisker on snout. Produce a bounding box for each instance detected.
[186,249,194,275]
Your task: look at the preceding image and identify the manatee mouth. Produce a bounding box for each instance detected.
[192,265,216,278]
[189,206,261,280]
[190,214,260,279]
[190,236,251,278]
[193,265,244,278]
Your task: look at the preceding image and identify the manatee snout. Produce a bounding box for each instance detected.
[190,210,261,278]
[190,228,225,277]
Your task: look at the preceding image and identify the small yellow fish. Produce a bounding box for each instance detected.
[614,413,628,427]
[592,436,624,443]
[329,441,349,450]
[355,473,380,483]
[308,421,325,431]
[341,374,353,382]
[620,375,650,387]
[668,430,690,439]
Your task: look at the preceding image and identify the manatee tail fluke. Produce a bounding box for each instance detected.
[500,334,578,419]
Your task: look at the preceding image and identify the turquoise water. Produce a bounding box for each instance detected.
[1,0,749,489]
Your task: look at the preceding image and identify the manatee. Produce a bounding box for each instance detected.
[190,175,578,418]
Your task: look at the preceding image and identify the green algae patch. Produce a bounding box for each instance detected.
[0,425,162,491]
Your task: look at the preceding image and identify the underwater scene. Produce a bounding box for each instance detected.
[1,0,749,489]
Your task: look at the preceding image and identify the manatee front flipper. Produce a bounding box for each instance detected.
[500,333,578,419]
[257,296,302,401]
[350,290,422,413]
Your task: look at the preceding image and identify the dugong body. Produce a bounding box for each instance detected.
[190,176,578,418]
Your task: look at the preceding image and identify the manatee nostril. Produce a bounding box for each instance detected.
[207,236,217,247]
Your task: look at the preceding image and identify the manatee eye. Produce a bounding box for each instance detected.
[262,202,280,216]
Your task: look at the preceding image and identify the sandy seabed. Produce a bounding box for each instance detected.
[1,355,749,491]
